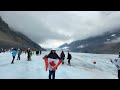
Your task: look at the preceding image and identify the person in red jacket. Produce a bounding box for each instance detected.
[43,48,62,79]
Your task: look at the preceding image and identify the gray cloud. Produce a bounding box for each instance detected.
[0,11,120,48]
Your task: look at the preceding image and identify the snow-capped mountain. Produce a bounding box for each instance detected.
[59,29,120,54]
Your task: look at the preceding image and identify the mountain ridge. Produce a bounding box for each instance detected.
[59,29,120,54]
[0,16,45,51]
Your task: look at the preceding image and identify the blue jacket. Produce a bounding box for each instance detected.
[12,50,17,57]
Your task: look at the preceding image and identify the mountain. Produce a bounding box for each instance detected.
[59,29,120,54]
[0,16,45,51]
[59,43,69,48]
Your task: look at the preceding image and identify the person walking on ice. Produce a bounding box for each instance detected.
[43,48,62,79]
[110,58,120,79]
[60,50,65,64]
[17,48,22,60]
[27,48,32,61]
[118,51,120,58]
[67,51,72,66]
[11,48,17,64]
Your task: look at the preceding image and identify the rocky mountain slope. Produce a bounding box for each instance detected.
[0,16,45,51]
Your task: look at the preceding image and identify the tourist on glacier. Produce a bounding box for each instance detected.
[43,48,62,79]
[27,48,32,61]
[17,48,22,60]
[67,51,72,66]
[60,50,65,64]
[118,51,120,58]
[110,58,120,79]
[11,48,17,64]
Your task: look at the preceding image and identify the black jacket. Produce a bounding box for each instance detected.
[46,53,61,60]
[27,50,31,55]
[60,52,65,60]
[67,53,72,60]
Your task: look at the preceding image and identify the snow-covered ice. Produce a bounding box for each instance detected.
[0,51,118,79]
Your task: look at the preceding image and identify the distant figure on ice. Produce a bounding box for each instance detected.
[36,50,39,55]
[118,51,120,58]
[43,48,62,79]
[17,48,22,60]
[0,48,2,53]
[67,51,72,66]
[110,58,120,79]
[60,50,65,64]
[27,48,32,61]
[11,48,17,64]
[40,50,42,55]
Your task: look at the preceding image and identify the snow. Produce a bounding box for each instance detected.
[62,47,69,49]
[111,34,116,37]
[110,37,120,43]
[105,37,120,44]
[0,51,118,79]
[77,45,85,48]
[107,39,110,41]
[104,39,111,44]
[61,47,69,51]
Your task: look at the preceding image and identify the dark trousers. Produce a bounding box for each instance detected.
[62,59,64,64]
[11,56,15,64]
[62,61,64,64]
[17,55,20,60]
[118,70,120,79]
[49,70,55,79]
[61,58,64,64]
[119,55,120,58]
[27,55,31,61]
[68,59,71,65]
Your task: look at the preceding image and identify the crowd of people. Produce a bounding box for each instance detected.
[10,48,43,63]
[8,47,120,79]
[2,47,120,79]
[10,48,120,79]
[10,47,72,79]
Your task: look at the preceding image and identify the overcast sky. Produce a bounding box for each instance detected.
[0,11,120,48]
